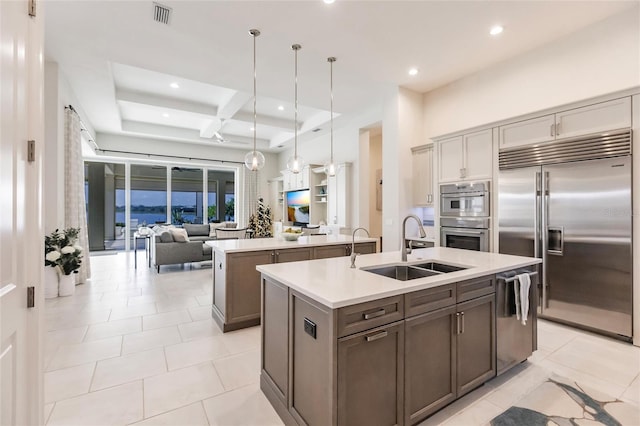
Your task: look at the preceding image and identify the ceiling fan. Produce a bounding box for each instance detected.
[213,131,250,145]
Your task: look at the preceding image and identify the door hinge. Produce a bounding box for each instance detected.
[28,0,36,17]
[27,140,35,162]
[27,286,35,308]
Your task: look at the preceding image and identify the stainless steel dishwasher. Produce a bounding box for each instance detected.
[495,268,539,375]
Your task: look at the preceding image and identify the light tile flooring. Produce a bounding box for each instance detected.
[44,253,640,425]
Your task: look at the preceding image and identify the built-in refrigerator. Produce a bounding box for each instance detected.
[498,130,632,340]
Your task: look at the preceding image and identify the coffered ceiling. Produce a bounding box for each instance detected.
[44,1,636,153]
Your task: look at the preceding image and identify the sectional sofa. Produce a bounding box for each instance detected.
[152,222,237,272]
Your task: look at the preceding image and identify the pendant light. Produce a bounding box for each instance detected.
[324,57,337,177]
[286,44,304,174]
[244,29,265,171]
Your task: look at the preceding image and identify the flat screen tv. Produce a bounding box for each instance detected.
[286,189,310,225]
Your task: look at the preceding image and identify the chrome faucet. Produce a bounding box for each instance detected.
[350,227,370,268]
[402,214,426,262]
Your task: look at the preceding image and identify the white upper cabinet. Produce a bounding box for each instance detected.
[438,130,492,183]
[463,129,493,181]
[498,114,555,150]
[282,166,311,192]
[438,136,464,182]
[555,97,631,139]
[412,145,434,206]
[327,163,351,227]
[499,97,631,150]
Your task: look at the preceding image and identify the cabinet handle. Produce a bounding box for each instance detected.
[218,262,222,270]
[363,309,386,320]
[460,312,465,334]
[365,330,388,342]
[555,122,560,136]
[455,312,461,334]
[459,168,464,178]
[550,124,554,137]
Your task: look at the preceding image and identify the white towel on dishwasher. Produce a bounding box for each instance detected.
[515,273,531,325]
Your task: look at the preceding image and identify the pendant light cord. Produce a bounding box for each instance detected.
[252,30,258,154]
[293,45,300,159]
[329,57,335,163]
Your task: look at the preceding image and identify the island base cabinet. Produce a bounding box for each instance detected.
[262,278,289,405]
[456,294,496,397]
[404,307,457,425]
[337,321,404,426]
[290,292,334,426]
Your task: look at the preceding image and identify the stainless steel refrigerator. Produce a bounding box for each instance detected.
[498,130,632,340]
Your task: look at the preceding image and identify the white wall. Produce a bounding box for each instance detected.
[422,10,640,139]
[368,133,383,238]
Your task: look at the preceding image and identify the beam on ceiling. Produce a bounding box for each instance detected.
[116,89,218,117]
[200,117,224,138]
[269,131,294,149]
[121,120,270,149]
[300,111,332,133]
[233,110,297,131]
[217,91,252,119]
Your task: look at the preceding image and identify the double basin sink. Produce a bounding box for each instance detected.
[361,261,467,281]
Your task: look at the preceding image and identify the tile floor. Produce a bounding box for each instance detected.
[44,253,640,425]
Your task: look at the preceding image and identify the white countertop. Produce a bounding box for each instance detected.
[205,235,378,254]
[405,236,436,243]
[257,247,540,309]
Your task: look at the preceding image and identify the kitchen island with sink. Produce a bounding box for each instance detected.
[257,247,540,426]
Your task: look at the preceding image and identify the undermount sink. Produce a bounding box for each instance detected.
[361,261,468,281]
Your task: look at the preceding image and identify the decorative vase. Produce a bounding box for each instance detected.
[58,273,75,297]
[44,266,59,299]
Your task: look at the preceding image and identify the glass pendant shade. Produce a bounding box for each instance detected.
[324,160,336,177]
[244,150,265,171]
[286,155,304,174]
[244,29,265,171]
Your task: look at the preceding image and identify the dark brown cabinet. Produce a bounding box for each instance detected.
[314,244,350,259]
[404,306,457,424]
[273,247,313,263]
[456,293,496,397]
[337,321,404,426]
[403,278,496,425]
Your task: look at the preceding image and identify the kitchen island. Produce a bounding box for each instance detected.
[206,235,377,332]
[257,247,540,426]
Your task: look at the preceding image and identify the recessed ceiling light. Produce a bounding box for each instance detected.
[408,68,419,76]
[278,105,284,111]
[170,82,179,89]
[250,127,255,131]
[490,25,504,36]
[162,113,170,118]
[323,0,335,4]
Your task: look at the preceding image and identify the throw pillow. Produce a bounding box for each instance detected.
[169,228,190,243]
[159,231,174,243]
[209,222,226,238]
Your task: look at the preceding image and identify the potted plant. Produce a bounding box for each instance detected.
[44,227,83,297]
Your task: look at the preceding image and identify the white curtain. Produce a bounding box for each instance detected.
[64,107,91,283]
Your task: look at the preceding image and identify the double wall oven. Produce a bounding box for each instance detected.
[440,181,490,252]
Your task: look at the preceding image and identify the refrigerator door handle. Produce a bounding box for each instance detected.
[542,171,549,309]
[535,172,541,259]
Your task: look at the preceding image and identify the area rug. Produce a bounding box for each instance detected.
[490,374,639,426]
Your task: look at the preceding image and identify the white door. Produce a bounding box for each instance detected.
[463,129,493,181]
[438,136,463,182]
[498,114,555,149]
[0,1,44,425]
[555,97,631,139]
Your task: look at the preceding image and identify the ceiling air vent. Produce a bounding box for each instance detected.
[153,3,172,25]
[312,128,322,133]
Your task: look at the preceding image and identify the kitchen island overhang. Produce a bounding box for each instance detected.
[257,247,541,426]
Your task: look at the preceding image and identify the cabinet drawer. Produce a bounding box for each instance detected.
[405,284,456,318]
[457,275,495,303]
[337,295,404,338]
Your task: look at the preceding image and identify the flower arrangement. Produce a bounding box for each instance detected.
[45,228,83,276]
